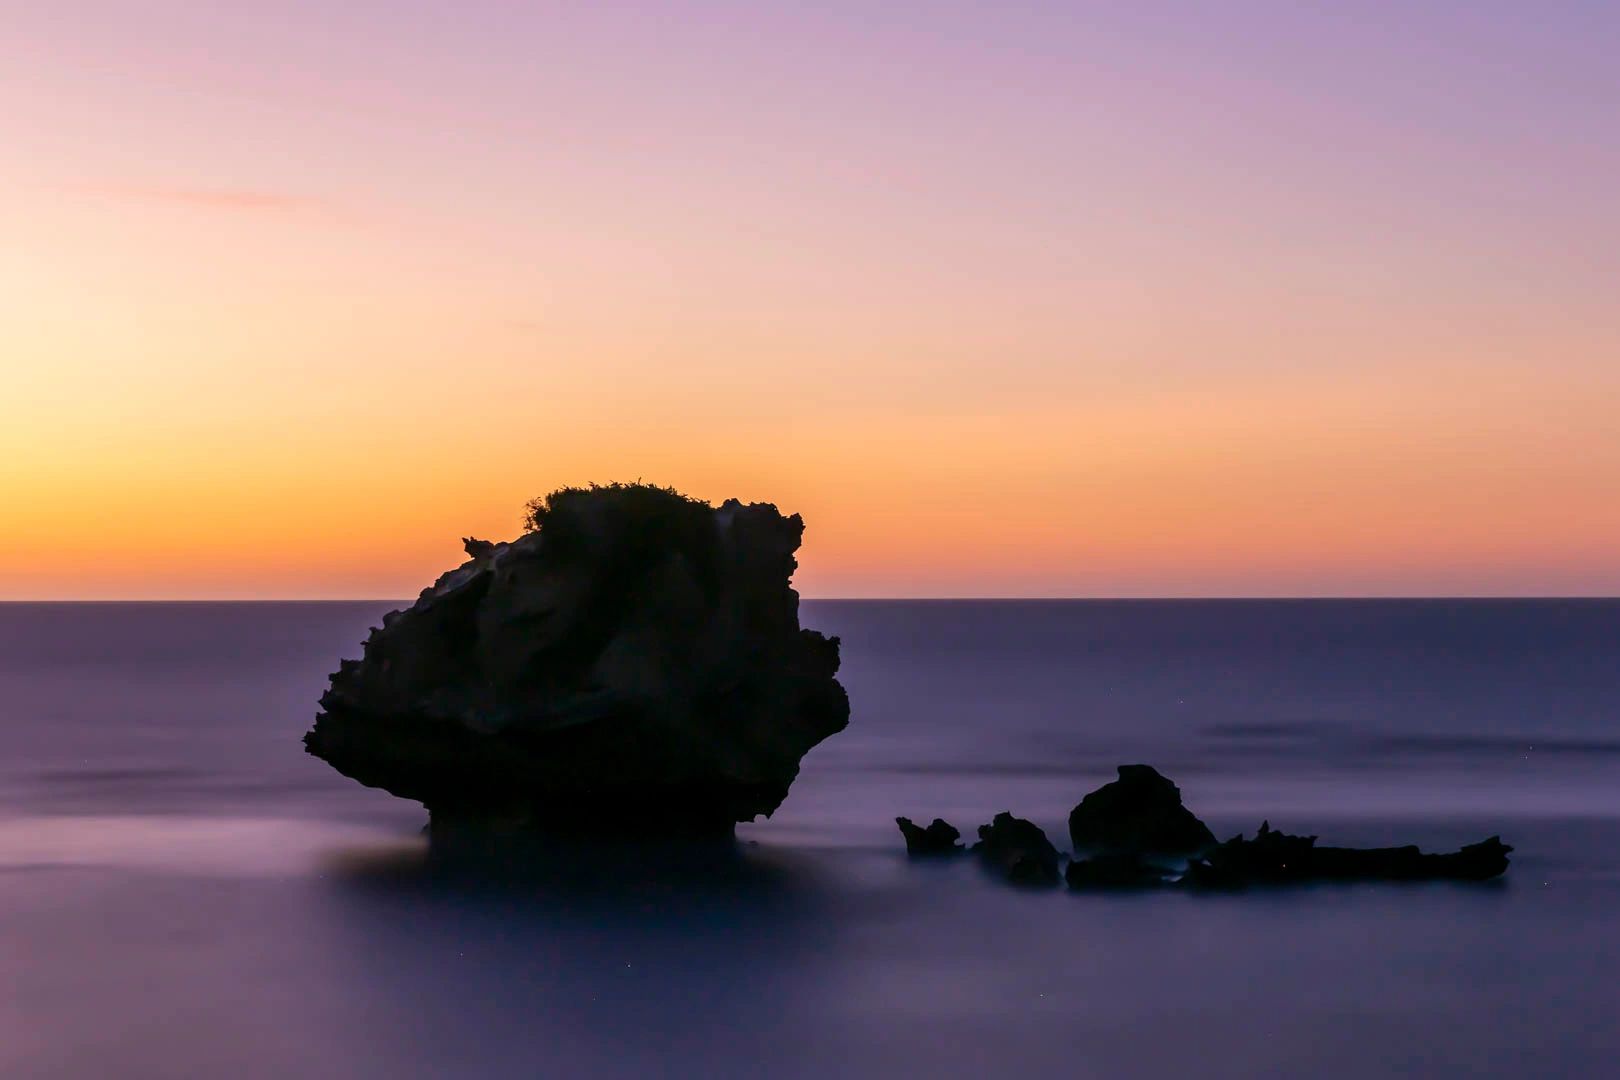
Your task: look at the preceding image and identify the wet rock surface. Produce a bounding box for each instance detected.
[304,484,849,833]
[896,817,965,856]
[1068,764,1217,855]
[974,812,1062,886]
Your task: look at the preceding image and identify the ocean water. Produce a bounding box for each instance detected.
[2,599,1617,1078]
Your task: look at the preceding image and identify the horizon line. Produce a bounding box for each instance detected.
[2,595,1617,604]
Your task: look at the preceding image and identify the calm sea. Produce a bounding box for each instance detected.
[3,600,1617,1077]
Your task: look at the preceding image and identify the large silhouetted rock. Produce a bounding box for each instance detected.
[896,817,965,856]
[1068,765,1217,855]
[1182,821,1513,888]
[304,484,849,833]
[974,812,1062,885]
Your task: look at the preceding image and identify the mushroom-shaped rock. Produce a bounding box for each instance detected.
[1069,765,1216,855]
[974,812,1062,886]
[304,484,850,834]
[1181,821,1513,889]
[896,817,965,856]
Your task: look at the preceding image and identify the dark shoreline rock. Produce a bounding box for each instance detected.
[896,817,965,856]
[974,812,1062,886]
[1069,764,1216,855]
[304,484,849,834]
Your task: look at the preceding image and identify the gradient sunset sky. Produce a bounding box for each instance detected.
[4,2,1617,599]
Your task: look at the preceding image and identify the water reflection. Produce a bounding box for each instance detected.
[312,832,854,1078]
[0,814,417,876]
[324,827,825,915]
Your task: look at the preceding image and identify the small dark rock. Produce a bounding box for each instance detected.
[974,812,1061,886]
[1065,853,1175,891]
[1069,764,1216,855]
[896,816,965,856]
[1182,821,1514,889]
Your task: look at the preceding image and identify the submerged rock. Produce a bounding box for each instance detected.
[974,812,1062,886]
[1182,821,1513,889]
[1069,764,1217,855]
[304,484,849,833]
[1065,853,1176,891]
[896,817,965,856]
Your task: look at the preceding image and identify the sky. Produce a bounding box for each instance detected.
[3,1,1617,598]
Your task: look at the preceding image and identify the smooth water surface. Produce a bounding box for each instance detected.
[3,600,1617,1077]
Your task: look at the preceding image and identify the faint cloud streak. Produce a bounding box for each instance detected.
[66,182,330,215]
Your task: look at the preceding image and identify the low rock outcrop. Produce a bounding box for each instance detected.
[896,817,965,856]
[974,812,1062,885]
[1182,821,1513,888]
[1068,764,1216,855]
[304,484,849,833]
[900,766,1513,893]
